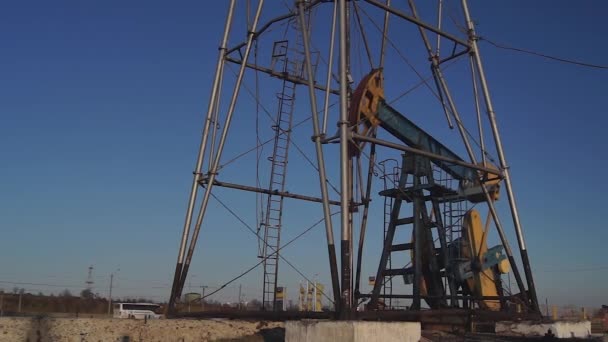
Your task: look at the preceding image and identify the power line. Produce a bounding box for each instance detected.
[0,280,83,289]
[481,37,608,70]
[538,265,608,273]
[208,192,338,304]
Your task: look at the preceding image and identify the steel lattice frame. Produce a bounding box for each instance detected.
[167,0,540,319]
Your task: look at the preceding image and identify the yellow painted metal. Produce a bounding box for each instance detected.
[354,69,384,127]
[481,162,501,201]
[348,69,507,308]
[498,259,510,274]
[348,69,384,155]
[462,209,502,310]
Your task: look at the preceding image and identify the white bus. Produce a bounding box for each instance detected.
[112,303,163,319]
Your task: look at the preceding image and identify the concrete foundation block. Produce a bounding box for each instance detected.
[285,320,421,342]
[495,320,592,339]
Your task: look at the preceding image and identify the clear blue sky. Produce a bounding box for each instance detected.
[0,1,606,307]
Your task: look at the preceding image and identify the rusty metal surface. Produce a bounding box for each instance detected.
[171,308,541,325]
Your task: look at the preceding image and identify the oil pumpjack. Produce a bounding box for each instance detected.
[167,0,541,322]
[349,69,515,312]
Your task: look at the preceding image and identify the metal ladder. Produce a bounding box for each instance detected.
[260,39,298,311]
[259,10,318,311]
[442,199,467,249]
[379,159,400,309]
[370,154,457,310]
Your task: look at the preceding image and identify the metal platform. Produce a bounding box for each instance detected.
[379,183,458,202]
[172,308,543,333]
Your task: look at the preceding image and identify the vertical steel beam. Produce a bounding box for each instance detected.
[462,0,539,312]
[322,0,337,135]
[296,0,341,315]
[412,170,422,310]
[337,0,353,318]
[173,0,265,305]
[405,0,453,306]
[379,0,392,69]
[408,0,530,309]
[469,56,486,165]
[436,0,443,56]
[354,142,376,299]
[168,0,236,313]
[407,0,453,129]
[368,156,407,308]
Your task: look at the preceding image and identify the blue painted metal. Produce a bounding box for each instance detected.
[377,101,477,181]
[482,245,507,270]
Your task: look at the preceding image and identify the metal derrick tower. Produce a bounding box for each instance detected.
[167,0,541,319]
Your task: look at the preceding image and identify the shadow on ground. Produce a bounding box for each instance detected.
[215,327,285,342]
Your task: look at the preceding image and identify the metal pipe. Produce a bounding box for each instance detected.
[358,293,519,300]
[408,0,454,129]
[363,0,470,48]
[351,134,502,176]
[354,142,376,298]
[469,56,485,165]
[225,57,339,94]
[337,0,353,317]
[168,0,236,312]
[352,1,374,68]
[225,0,324,56]
[436,0,443,56]
[226,13,295,56]
[175,0,265,302]
[412,175,422,310]
[322,0,338,134]
[208,48,227,170]
[438,49,469,65]
[407,0,530,304]
[204,179,346,206]
[297,0,341,314]
[405,3,529,306]
[379,0,392,69]
[408,0,530,307]
[462,0,539,311]
[431,63,454,128]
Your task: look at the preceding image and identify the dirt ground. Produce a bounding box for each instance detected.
[0,316,284,342]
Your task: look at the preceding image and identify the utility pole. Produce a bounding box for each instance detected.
[18,292,22,313]
[200,285,208,311]
[85,265,94,294]
[108,269,119,316]
[238,284,242,310]
[108,273,113,315]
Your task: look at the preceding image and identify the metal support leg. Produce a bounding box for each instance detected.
[337,0,353,319]
[462,0,539,312]
[408,0,532,310]
[412,176,422,310]
[322,0,337,135]
[354,142,376,299]
[297,0,341,314]
[369,159,408,308]
[431,199,457,306]
[172,0,265,306]
[168,0,236,313]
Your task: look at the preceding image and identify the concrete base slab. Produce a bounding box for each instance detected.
[495,320,592,339]
[285,320,421,342]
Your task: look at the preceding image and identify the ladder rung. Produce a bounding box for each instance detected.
[395,217,414,225]
[390,243,413,252]
[383,268,413,277]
